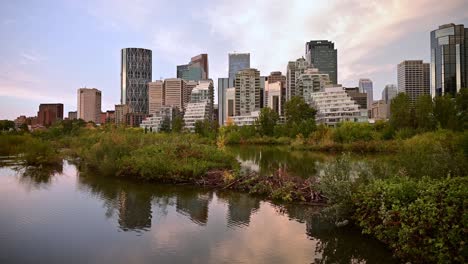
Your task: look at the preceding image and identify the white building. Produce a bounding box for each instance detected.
[229,111,260,126]
[264,81,282,114]
[296,68,331,103]
[310,86,368,127]
[140,106,172,132]
[183,80,214,131]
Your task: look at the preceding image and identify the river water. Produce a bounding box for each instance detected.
[0,147,397,263]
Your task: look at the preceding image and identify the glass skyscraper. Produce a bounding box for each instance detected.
[305,40,338,84]
[177,54,209,81]
[228,53,250,80]
[121,48,152,114]
[430,23,467,97]
[359,78,373,109]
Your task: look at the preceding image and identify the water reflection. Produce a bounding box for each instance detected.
[0,158,397,263]
[227,145,329,178]
[14,162,63,190]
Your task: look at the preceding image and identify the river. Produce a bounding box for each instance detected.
[0,147,397,263]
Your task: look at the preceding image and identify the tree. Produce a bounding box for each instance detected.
[284,96,316,124]
[0,120,15,131]
[257,108,279,136]
[389,93,412,129]
[434,94,457,130]
[171,116,184,133]
[455,88,468,130]
[414,94,436,131]
[160,117,171,132]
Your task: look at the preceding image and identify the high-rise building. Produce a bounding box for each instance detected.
[430,23,467,97]
[68,111,77,120]
[359,78,373,109]
[148,81,164,116]
[382,84,398,104]
[286,57,311,100]
[371,100,389,121]
[185,81,198,108]
[183,80,215,130]
[225,88,235,124]
[218,77,231,126]
[344,87,367,110]
[121,48,152,114]
[164,78,187,111]
[235,68,261,116]
[177,54,209,81]
[77,88,102,124]
[296,68,331,103]
[305,40,338,84]
[37,104,63,127]
[267,71,286,115]
[115,104,130,125]
[264,81,282,114]
[229,53,250,80]
[398,60,430,105]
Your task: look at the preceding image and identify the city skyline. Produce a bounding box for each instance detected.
[1,0,468,119]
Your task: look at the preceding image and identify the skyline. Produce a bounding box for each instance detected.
[1,0,468,119]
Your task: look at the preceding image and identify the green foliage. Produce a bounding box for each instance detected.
[160,117,171,132]
[455,88,468,130]
[434,94,458,130]
[414,94,436,131]
[284,96,316,124]
[0,120,15,131]
[171,115,184,133]
[194,119,218,139]
[353,177,468,263]
[390,93,412,129]
[257,107,279,136]
[333,122,375,143]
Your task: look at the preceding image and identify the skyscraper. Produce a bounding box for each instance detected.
[286,57,311,100]
[382,84,398,104]
[164,78,187,111]
[305,40,338,84]
[235,68,261,116]
[359,78,373,109]
[296,68,331,103]
[177,54,209,81]
[218,77,231,126]
[37,104,63,127]
[268,71,286,115]
[398,60,430,105]
[77,88,102,124]
[121,48,152,114]
[148,81,164,116]
[229,53,250,80]
[430,23,467,97]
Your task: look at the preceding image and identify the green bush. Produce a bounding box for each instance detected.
[353,177,468,263]
[333,122,374,143]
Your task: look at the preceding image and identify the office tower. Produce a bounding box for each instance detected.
[148,81,164,116]
[268,71,286,115]
[164,78,187,111]
[286,57,311,100]
[68,111,77,120]
[121,48,152,114]
[235,68,261,116]
[295,68,331,103]
[309,86,368,127]
[185,81,198,107]
[115,104,130,125]
[177,54,209,81]
[359,78,373,109]
[371,100,389,121]
[382,84,398,104]
[344,87,367,110]
[225,88,235,123]
[229,53,250,80]
[398,60,430,105]
[264,81,282,114]
[77,88,102,124]
[431,23,467,97]
[37,104,64,126]
[305,40,338,84]
[218,77,231,126]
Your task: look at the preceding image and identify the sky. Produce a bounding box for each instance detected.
[1,0,467,120]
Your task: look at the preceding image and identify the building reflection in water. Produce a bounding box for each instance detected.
[15,161,64,191]
[118,190,152,232]
[217,191,260,227]
[175,191,212,226]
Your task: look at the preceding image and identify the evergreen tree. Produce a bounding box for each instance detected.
[389,93,412,129]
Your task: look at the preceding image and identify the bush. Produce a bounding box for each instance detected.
[353,177,468,263]
[333,122,374,143]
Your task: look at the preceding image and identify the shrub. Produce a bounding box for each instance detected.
[353,177,468,263]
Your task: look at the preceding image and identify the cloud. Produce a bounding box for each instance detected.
[203,0,468,96]
[20,51,45,65]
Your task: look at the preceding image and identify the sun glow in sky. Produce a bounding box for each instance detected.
[1,0,467,119]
